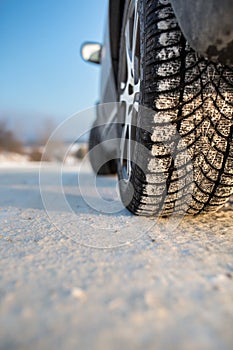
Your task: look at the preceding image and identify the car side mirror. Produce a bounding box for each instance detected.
[81,42,102,64]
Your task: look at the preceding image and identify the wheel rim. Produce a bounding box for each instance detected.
[119,0,140,183]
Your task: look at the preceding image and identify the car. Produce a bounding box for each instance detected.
[81,0,233,216]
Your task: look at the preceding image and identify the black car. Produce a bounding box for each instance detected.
[81,0,233,216]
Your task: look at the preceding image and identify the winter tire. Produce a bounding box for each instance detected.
[117,0,233,216]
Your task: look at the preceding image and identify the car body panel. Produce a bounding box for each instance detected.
[96,1,124,156]
[99,0,124,106]
[170,0,233,66]
[96,17,119,156]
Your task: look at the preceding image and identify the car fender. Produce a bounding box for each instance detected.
[170,0,233,66]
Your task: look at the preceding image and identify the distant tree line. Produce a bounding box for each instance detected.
[0,121,24,153]
[0,119,87,162]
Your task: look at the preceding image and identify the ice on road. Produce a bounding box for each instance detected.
[0,162,233,350]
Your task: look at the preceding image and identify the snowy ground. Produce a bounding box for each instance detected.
[0,161,233,350]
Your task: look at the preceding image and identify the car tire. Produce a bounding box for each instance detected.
[117,0,233,216]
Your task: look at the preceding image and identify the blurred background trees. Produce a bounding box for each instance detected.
[0,120,24,154]
[0,118,87,163]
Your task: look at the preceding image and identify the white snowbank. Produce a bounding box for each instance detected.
[0,151,30,164]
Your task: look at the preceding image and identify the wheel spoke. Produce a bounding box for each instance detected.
[120,122,127,165]
[132,1,139,81]
[119,0,140,183]
[127,116,132,176]
[125,23,134,88]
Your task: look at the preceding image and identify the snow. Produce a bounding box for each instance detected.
[0,162,233,349]
[0,151,29,164]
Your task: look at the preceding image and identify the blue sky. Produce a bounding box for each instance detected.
[0,0,108,140]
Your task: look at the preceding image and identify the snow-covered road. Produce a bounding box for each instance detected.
[0,162,233,349]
